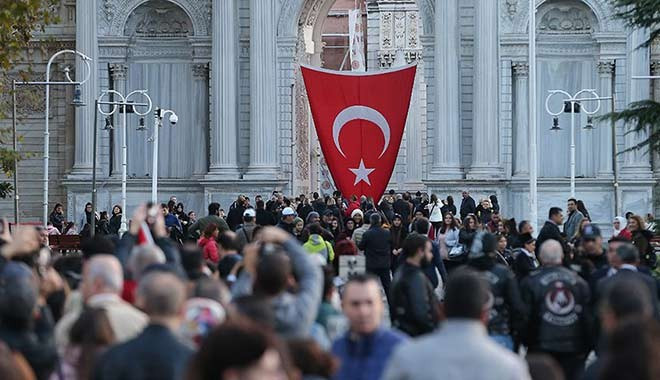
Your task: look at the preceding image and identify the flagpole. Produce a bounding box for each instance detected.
[529,0,538,233]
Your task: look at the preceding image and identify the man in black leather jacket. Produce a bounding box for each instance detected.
[389,234,439,337]
[467,232,527,350]
[359,213,393,299]
[521,239,593,380]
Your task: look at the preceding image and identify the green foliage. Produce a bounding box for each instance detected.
[0,0,60,198]
[604,0,660,155]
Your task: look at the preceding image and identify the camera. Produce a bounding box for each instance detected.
[169,114,178,125]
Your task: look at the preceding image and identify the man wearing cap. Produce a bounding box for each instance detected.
[521,239,592,379]
[579,224,608,272]
[235,208,257,252]
[277,207,297,235]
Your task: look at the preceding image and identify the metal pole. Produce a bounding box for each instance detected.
[611,94,620,216]
[120,104,128,235]
[151,110,159,204]
[12,81,19,226]
[570,101,576,198]
[528,0,538,232]
[90,99,99,237]
[43,65,51,226]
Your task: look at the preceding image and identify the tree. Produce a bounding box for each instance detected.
[0,0,60,198]
[604,0,660,155]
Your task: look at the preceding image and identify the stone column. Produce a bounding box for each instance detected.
[108,63,127,177]
[208,0,240,178]
[192,63,210,176]
[651,61,660,176]
[512,62,529,177]
[429,0,462,179]
[622,28,652,176]
[245,0,279,179]
[468,0,503,179]
[70,0,98,176]
[597,61,615,176]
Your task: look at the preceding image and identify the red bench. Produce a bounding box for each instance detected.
[48,235,81,253]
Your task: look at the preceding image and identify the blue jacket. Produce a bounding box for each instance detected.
[332,328,407,380]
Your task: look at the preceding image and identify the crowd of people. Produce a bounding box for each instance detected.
[0,189,658,380]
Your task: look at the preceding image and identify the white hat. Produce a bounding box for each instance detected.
[282,207,296,216]
[243,208,256,218]
[351,209,364,219]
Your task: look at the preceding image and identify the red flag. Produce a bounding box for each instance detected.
[301,64,416,202]
[136,222,154,246]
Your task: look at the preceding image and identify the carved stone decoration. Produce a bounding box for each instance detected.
[538,6,594,34]
[192,63,209,79]
[99,0,211,37]
[505,0,518,19]
[294,24,311,184]
[651,61,660,76]
[381,12,393,49]
[509,0,622,35]
[407,12,418,49]
[597,60,615,75]
[124,0,193,37]
[394,12,406,49]
[109,63,127,80]
[512,62,529,77]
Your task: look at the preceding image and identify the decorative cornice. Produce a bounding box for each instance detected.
[192,63,209,79]
[109,63,127,80]
[597,60,615,75]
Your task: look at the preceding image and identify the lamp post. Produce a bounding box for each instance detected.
[12,49,92,226]
[545,89,614,199]
[148,108,178,204]
[97,90,152,236]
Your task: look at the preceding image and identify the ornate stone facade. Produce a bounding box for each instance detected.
[0,0,655,235]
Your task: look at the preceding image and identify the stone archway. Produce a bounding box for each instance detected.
[279,0,433,195]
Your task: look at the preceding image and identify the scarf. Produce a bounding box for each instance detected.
[613,216,627,236]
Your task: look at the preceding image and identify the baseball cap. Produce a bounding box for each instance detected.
[582,224,601,240]
[282,207,296,216]
[323,209,334,217]
[243,208,256,218]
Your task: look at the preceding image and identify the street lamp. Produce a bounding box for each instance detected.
[97,90,152,236]
[545,89,615,199]
[148,108,178,204]
[12,49,92,226]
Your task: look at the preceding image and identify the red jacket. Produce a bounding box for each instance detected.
[198,237,219,263]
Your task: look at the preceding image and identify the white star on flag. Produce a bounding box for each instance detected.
[349,159,375,186]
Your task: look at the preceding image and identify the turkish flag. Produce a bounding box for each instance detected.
[301,64,416,202]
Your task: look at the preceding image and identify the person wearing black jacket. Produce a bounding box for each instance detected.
[459,214,478,254]
[389,234,439,337]
[459,191,476,220]
[49,203,66,233]
[226,195,247,231]
[440,196,457,218]
[513,233,539,281]
[521,239,593,380]
[467,232,526,350]
[536,207,567,255]
[255,199,276,226]
[358,213,393,299]
[410,217,448,288]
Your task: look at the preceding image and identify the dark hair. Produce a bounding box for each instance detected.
[70,307,115,380]
[180,245,205,280]
[601,278,653,321]
[549,207,563,219]
[440,213,458,233]
[52,203,63,212]
[322,266,335,300]
[255,251,290,296]
[577,200,588,214]
[80,235,116,261]
[112,204,122,216]
[600,318,660,380]
[344,273,380,287]
[188,320,290,380]
[402,234,428,258]
[256,199,265,209]
[167,200,176,211]
[412,217,430,235]
[446,196,454,206]
[369,213,382,226]
[444,268,490,319]
[567,198,577,204]
[217,232,239,252]
[518,220,530,233]
[208,202,221,215]
[287,339,338,378]
[526,354,565,380]
[203,223,218,238]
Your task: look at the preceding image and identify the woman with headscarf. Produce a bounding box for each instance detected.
[78,202,98,237]
[612,216,632,240]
